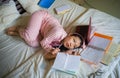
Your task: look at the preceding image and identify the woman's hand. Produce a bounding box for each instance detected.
[51,48,60,55]
[44,48,60,60]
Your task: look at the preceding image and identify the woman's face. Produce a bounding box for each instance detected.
[63,35,81,49]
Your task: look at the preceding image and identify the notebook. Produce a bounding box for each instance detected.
[52,52,81,75]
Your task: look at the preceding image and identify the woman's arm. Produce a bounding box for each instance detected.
[44,52,57,60]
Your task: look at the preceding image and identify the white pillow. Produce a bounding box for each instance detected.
[18,0,42,14]
[0,0,20,25]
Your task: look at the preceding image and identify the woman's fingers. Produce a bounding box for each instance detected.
[52,48,60,55]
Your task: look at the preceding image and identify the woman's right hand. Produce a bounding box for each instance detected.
[51,48,60,55]
[44,48,60,60]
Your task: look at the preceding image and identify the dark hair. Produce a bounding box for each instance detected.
[59,33,84,52]
[59,45,69,52]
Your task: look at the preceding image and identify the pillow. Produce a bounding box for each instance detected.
[18,0,42,14]
[0,0,10,5]
[0,0,20,25]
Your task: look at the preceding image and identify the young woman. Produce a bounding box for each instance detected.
[6,10,84,60]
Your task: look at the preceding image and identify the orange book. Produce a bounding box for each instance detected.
[93,32,113,53]
[81,32,113,65]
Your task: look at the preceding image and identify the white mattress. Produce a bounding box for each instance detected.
[0,0,120,78]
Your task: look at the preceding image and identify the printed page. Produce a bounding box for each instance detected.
[88,36,111,50]
[65,55,81,72]
[52,52,67,70]
[81,47,104,64]
[101,42,120,65]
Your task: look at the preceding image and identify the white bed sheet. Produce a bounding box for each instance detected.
[0,0,120,78]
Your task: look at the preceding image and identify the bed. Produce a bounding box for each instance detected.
[0,0,120,78]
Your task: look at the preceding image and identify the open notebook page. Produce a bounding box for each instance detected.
[52,53,81,73]
[65,55,81,72]
[52,53,67,69]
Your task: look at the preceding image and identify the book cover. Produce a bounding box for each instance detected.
[52,52,81,75]
[38,0,55,8]
[75,17,91,45]
[81,32,113,65]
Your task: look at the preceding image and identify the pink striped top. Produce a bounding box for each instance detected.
[19,10,67,52]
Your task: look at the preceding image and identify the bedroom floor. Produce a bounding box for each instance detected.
[71,0,120,19]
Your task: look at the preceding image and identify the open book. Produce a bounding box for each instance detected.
[101,42,120,65]
[81,32,113,65]
[52,52,81,75]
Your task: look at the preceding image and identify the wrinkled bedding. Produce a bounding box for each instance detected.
[0,0,120,78]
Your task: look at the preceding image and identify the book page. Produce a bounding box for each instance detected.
[81,47,104,64]
[52,52,67,70]
[101,42,120,65]
[88,36,111,50]
[65,55,80,72]
[52,52,81,74]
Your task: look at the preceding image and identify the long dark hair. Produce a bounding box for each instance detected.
[59,33,84,52]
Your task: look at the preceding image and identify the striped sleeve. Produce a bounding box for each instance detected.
[40,28,67,52]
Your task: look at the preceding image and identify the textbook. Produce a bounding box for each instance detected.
[81,32,113,65]
[52,52,81,75]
